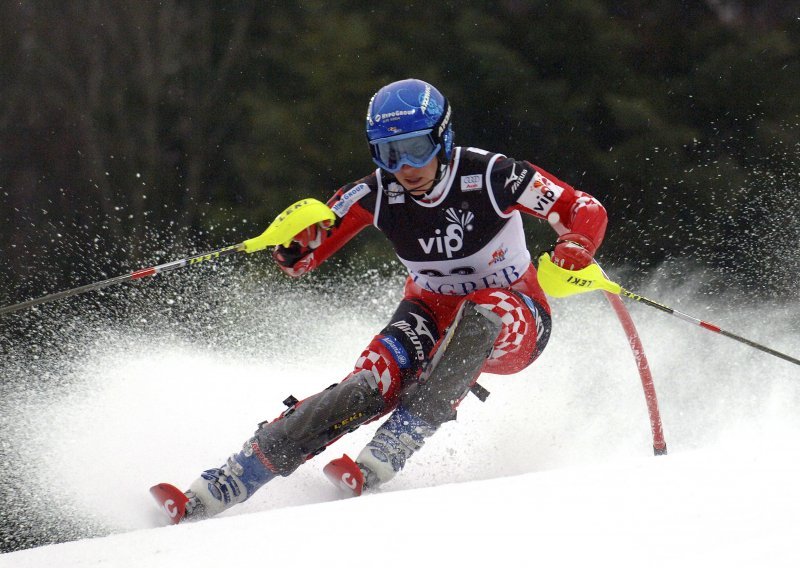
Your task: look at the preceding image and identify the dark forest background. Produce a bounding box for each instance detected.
[1,0,799,306]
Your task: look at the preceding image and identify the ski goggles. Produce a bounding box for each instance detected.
[369,130,440,173]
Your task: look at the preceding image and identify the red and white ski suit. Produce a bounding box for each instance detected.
[275,146,607,413]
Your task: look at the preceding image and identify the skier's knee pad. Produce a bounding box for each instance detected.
[467,288,552,374]
[252,370,386,476]
[402,300,502,427]
[464,288,532,333]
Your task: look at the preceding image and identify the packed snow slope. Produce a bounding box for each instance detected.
[4,442,800,568]
[1,262,799,566]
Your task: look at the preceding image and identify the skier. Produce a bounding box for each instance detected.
[152,78,607,522]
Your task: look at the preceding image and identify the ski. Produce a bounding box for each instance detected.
[323,454,365,497]
[150,483,189,525]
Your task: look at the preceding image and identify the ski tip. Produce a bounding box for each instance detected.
[150,483,189,525]
[323,454,365,497]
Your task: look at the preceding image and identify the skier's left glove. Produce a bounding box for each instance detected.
[551,232,596,270]
[272,220,333,276]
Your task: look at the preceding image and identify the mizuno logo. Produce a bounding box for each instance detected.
[505,163,520,188]
[504,163,529,194]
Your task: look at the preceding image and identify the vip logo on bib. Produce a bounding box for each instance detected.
[417,208,475,258]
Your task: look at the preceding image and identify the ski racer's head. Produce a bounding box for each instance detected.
[365,78,454,195]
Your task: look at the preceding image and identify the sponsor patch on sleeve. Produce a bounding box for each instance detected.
[517,172,564,216]
[331,183,371,217]
[460,174,483,192]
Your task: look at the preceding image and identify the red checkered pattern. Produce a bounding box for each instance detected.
[475,290,529,359]
[352,341,401,401]
[453,288,541,376]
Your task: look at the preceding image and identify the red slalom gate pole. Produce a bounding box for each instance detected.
[603,291,668,456]
[537,252,799,367]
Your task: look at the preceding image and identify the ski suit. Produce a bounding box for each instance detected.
[271,146,607,443]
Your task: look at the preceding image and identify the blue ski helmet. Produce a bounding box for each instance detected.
[365,79,454,172]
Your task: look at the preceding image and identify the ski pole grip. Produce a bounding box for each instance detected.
[536,253,621,297]
[243,198,336,253]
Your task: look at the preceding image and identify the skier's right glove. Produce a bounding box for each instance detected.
[551,232,596,270]
[272,220,332,277]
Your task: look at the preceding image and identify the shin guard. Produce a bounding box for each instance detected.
[252,370,386,476]
[402,300,502,427]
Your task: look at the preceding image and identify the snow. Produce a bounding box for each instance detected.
[2,271,799,567]
[4,443,800,567]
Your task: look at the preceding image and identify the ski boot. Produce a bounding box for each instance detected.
[187,444,276,519]
[324,404,436,496]
[151,439,276,523]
